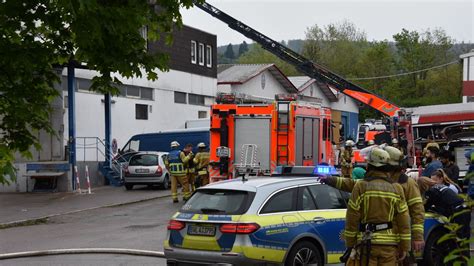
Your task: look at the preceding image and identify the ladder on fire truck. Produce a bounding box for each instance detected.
[276,101,290,165]
[194,1,400,117]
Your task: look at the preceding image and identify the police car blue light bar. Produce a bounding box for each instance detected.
[272,165,338,176]
[313,165,338,175]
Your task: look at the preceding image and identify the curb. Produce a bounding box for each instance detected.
[0,193,171,230]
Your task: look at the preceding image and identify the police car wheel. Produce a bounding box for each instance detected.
[124,184,133,190]
[421,229,456,266]
[285,241,322,266]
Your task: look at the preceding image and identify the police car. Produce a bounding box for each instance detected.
[164,166,449,265]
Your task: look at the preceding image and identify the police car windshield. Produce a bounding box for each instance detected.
[181,189,254,215]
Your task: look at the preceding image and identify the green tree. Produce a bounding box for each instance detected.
[224,43,235,59]
[237,44,300,76]
[238,41,249,57]
[303,20,368,77]
[0,0,195,184]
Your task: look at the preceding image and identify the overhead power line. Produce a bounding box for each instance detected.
[348,60,460,81]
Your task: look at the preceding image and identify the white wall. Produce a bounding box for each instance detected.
[63,68,216,161]
[229,70,289,98]
[300,83,359,114]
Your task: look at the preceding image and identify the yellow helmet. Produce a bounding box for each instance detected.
[366,147,390,167]
[345,140,355,147]
[383,146,403,166]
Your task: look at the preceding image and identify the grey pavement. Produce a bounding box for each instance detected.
[0,185,171,225]
[0,196,181,265]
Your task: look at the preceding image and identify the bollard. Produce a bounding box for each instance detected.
[74,166,82,194]
[85,165,92,194]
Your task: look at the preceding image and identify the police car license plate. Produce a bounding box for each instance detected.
[188,224,216,236]
[136,169,150,173]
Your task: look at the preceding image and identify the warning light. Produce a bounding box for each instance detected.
[313,165,338,175]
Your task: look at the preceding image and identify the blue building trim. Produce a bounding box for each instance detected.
[341,111,359,141]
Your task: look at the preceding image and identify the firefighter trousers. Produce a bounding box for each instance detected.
[347,245,398,266]
[342,166,353,178]
[188,173,196,192]
[171,175,190,201]
[198,173,209,187]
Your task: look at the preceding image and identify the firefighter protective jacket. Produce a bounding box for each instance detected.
[339,149,354,168]
[392,171,425,241]
[327,172,424,242]
[344,170,411,251]
[193,151,210,175]
[165,149,187,177]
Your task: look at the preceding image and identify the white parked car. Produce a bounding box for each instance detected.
[123,152,170,190]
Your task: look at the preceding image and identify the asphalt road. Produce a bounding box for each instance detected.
[0,192,182,266]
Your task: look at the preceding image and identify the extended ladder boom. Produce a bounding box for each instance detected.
[194,1,400,117]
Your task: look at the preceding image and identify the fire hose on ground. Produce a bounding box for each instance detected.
[0,248,165,260]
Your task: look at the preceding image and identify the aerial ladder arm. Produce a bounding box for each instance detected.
[194,1,400,117]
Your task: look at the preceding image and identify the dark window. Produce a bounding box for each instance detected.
[206,45,212,68]
[198,43,205,66]
[198,111,207,119]
[118,85,127,97]
[299,187,317,211]
[174,91,187,104]
[129,154,158,166]
[308,185,346,209]
[141,87,153,100]
[323,118,328,140]
[127,86,140,97]
[135,104,148,120]
[189,93,205,106]
[260,188,297,214]
[181,189,254,215]
[77,78,92,91]
[191,41,197,64]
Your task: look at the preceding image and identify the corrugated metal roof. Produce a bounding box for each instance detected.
[406,102,474,116]
[217,64,297,92]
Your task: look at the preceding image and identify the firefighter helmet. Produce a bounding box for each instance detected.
[367,147,390,167]
[392,138,399,144]
[345,140,355,147]
[367,140,375,145]
[197,142,206,148]
[170,141,180,148]
[383,146,403,166]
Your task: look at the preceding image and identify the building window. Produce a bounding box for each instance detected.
[135,104,148,120]
[127,86,140,98]
[206,45,212,68]
[174,91,187,104]
[198,43,205,66]
[64,95,68,108]
[141,87,153,100]
[191,41,197,64]
[189,93,205,106]
[198,111,207,119]
[77,78,92,92]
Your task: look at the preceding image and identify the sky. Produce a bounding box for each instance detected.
[180,0,473,46]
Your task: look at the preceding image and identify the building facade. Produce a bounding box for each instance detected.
[461,50,474,103]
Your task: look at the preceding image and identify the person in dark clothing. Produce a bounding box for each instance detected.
[424,184,471,262]
[440,150,460,182]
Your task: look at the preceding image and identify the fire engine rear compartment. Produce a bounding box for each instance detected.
[233,117,271,173]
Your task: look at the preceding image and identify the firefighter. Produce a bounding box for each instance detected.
[344,147,410,266]
[183,143,196,192]
[340,140,355,178]
[165,141,191,203]
[193,142,210,187]
[383,146,425,259]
